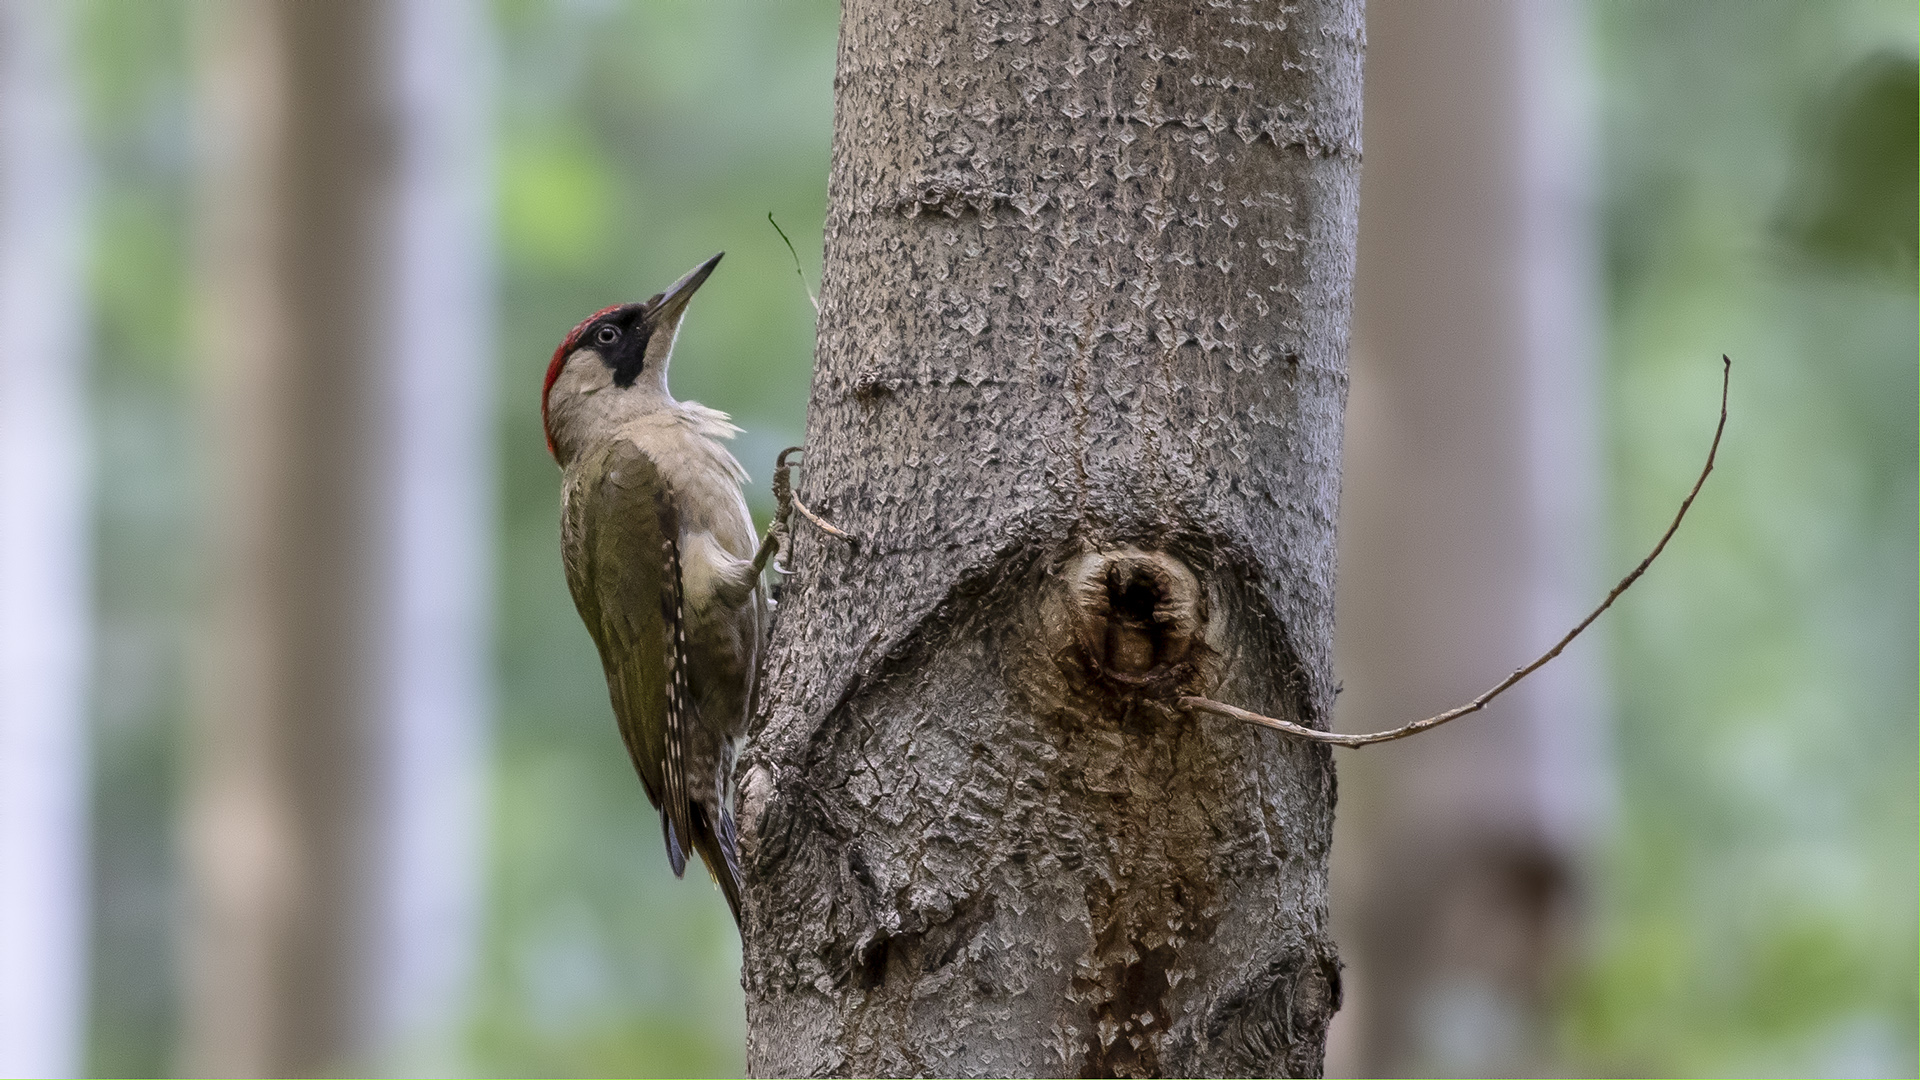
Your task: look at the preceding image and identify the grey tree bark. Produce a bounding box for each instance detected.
[741,2,1363,1076]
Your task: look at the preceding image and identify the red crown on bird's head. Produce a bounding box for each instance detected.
[542,303,627,461]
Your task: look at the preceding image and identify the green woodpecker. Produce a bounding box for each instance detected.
[542,253,764,925]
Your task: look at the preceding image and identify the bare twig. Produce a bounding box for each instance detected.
[1183,355,1732,748]
[792,496,852,544]
[768,213,820,316]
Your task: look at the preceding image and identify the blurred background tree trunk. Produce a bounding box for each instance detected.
[0,1,90,1074]
[185,1,492,1074]
[1324,2,1604,1076]
[187,2,391,1071]
[742,1,1361,1075]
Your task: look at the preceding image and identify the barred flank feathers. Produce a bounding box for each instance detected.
[658,495,695,879]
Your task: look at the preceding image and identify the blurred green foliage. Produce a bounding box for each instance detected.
[67,1,1913,1077]
[1573,2,1917,1075]
[1780,51,1918,274]
[481,3,834,1075]
[72,1,197,1076]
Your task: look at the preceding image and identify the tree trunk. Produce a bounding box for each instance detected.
[188,1,495,1073]
[187,2,392,1073]
[1326,2,1601,1074]
[741,2,1363,1076]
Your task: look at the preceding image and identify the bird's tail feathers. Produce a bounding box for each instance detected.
[691,803,744,928]
[661,812,689,878]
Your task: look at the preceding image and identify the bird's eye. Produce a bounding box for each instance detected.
[594,325,620,346]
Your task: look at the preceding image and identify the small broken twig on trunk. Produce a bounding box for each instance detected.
[1183,355,1732,748]
[768,213,821,316]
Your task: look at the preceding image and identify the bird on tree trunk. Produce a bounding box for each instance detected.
[541,252,768,925]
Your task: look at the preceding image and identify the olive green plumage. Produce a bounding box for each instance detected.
[545,254,764,927]
[559,424,763,926]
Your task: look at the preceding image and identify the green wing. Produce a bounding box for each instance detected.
[561,438,696,874]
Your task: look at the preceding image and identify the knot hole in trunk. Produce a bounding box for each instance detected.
[1062,547,1210,695]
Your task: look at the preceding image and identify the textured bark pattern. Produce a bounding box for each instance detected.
[743,2,1362,1076]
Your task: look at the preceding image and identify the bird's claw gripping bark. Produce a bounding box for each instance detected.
[756,446,856,579]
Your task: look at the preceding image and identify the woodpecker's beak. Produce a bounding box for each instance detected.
[647,252,724,327]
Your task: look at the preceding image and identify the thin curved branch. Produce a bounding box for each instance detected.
[768,213,821,315]
[1184,355,1732,748]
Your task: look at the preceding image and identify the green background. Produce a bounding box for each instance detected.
[76,1,1916,1075]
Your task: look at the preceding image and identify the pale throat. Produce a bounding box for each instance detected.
[547,348,675,466]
